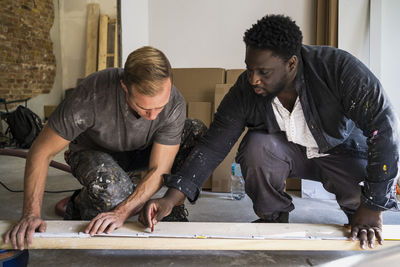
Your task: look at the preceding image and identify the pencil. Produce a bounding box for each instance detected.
[151,209,154,232]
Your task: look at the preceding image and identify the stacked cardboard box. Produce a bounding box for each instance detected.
[225,69,245,84]
[171,68,246,192]
[172,68,225,189]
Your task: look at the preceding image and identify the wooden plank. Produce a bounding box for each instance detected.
[97,14,109,71]
[113,20,118,67]
[1,221,399,251]
[85,3,100,77]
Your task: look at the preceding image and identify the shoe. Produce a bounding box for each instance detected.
[162,204,189,222]
[252,212,289,223]
[63,189,82,220]
[55,196,71,217]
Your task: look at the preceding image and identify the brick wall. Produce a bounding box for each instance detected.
[0,0,56,109]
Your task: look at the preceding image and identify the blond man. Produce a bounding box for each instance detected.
[5,46,207,250]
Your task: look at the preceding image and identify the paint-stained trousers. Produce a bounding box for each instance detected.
[236,131,367,222]
[64,118,207,220]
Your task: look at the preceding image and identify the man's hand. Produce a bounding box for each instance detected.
[85,210,127,236]
[138,198,174,229]
[350,205,383,249]
[138,188,186,229]
[4,216,46,250]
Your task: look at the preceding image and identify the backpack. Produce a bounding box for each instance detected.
[4,105,43,149]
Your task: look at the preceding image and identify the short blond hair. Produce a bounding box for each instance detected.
[124,46,172,96]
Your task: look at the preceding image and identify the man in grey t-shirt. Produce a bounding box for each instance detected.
[5,46,207,250]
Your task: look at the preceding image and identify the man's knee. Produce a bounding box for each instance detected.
[237,131,287,167]
[86,163,134,201]
[181,118,208,146]
[172,118,207,173]
[66,150,114,180]
[67,150,134,209]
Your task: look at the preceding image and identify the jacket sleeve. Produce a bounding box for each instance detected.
[339,51,399,211]
[164,80,248,202]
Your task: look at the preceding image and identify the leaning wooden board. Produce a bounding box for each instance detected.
[0,221,399,251]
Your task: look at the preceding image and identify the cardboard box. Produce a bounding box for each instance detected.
[172,68,225,191]
[214,84,233,113]
[225,69,245,84]
[188,101,212,189]
[172,68,225,104]
[211,134,245,193]
[188,102,212,127]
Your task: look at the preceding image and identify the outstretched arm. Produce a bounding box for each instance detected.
[338,51,399,249]
[4,125,70,250]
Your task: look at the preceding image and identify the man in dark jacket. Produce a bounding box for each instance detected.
[140,15,399,249]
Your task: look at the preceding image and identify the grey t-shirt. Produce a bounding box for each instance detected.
[49,68,186,153]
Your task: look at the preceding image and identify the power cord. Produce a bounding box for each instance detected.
[0,180,79,194]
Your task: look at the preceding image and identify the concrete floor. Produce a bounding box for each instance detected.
[1,151,399,266]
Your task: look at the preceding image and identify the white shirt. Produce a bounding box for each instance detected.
[271,96,329,159]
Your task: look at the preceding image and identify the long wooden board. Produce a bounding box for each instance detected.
[97,14,109,71]
[84,3,100,77]
[1,221,399,251]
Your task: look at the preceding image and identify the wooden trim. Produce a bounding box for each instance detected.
[113,20,119,67]
[1,221,399,251]
[315,0,338,47]
[97,14,109,71]
[85,3,100,77]
[3,237,400,251]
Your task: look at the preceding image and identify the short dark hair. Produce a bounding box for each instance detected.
[124,46,172,96]
[243,14,303,61]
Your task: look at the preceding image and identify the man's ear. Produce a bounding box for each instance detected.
[288,56,297,72]
[120,80,129,94]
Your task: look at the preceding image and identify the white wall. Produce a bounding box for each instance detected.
[148,0,316,69]
[380,0,400,114]
[121,0,149,65]
[352,0,400,115]
[121,0,316,69]
[339,0,400,116]
[338,0,370,66]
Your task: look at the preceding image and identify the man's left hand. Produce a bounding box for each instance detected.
[85,210,127,236]
[350,205,383,249]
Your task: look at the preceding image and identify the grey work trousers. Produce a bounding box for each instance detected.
[64,118,207,220]
[236,131,366,221]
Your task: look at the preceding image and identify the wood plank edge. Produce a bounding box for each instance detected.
[1,238,399,251]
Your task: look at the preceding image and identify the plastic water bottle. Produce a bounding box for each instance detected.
[231,162,245,200]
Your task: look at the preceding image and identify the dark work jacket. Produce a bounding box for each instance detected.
[165,45,399,211]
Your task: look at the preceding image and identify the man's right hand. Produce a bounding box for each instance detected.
[4,216,47,250]
[139,187,186,229]
[138,198,174,229]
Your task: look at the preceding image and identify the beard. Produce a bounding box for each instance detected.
[253,78,288,98]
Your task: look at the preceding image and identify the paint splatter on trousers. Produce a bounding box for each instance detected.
[64,118,207,220]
